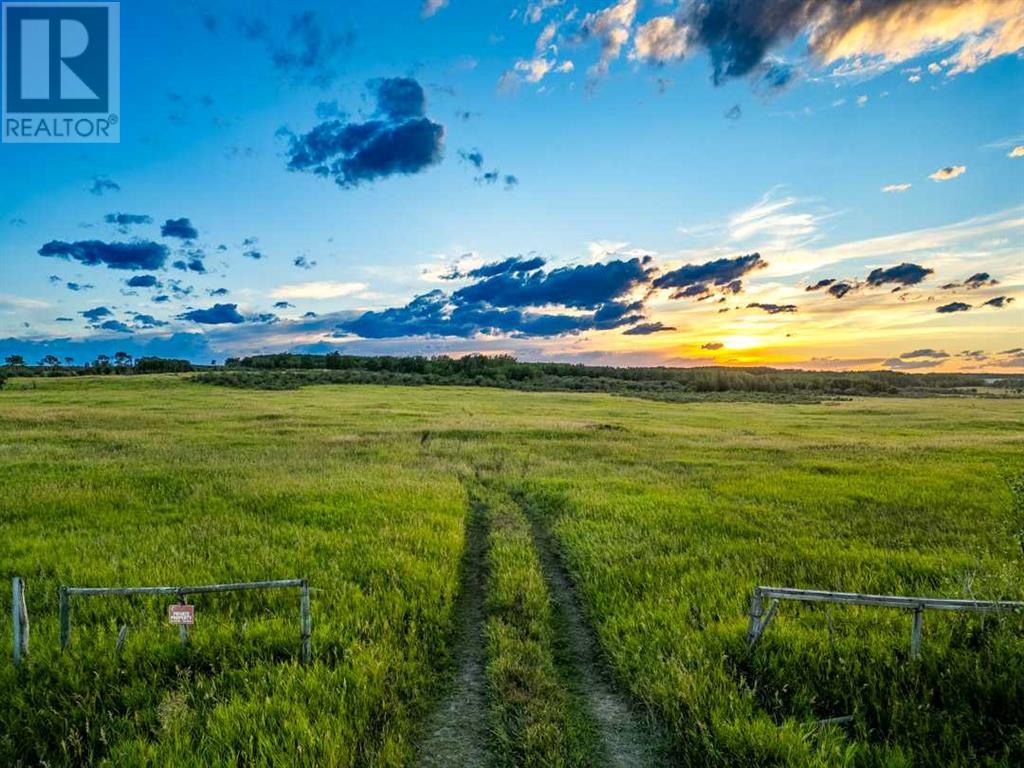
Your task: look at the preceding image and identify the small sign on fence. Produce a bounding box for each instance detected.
[168,604,195,626]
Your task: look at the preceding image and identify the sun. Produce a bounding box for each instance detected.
[722,335,761,350]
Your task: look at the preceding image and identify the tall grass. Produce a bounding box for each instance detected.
[1,376,1021,765]
[478,483,598,767]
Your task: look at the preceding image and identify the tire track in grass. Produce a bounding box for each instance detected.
[417,499,490,768]
[521,497,666,768]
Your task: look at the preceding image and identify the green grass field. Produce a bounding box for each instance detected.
[1,375,1022,766]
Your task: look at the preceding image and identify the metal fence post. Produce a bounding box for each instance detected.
[178,593,189,647]
[12,577,28,666]
[910,606,924,659]
[58,586,70,650]
[300,579,311,665]
[746,587,763,647]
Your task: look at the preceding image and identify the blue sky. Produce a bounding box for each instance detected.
[1,0,1022,370]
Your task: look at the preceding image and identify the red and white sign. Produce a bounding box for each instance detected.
[168,604,195,625]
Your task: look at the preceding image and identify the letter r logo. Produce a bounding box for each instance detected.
[4,3,112,113]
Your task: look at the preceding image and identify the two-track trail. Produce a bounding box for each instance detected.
[416,500,491,768]
[524,500,665,768]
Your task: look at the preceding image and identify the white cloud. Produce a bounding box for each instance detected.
[421,0,448,18]
[580,0,637,76]
[0,294,50,310]
[816,0,1023,77]
[728,193,824,251]
[882,183,912,193]
[929,164,966,181]
[271,282,369,300]
[1010,146,1024,158]
[630,15,689,64]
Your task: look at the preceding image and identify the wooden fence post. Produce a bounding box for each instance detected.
[58,586,70,650]
[12,577,29,666]
[300,579,311,665]
[910,606,924,659]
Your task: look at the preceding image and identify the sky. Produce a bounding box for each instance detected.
[0,0,1022,371]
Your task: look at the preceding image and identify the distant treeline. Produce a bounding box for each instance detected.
[187,352,1023,399]
[1,354,193,387]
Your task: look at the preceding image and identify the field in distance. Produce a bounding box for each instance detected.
[1,375,1022,766]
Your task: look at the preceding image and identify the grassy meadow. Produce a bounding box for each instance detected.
[1,375,1022,766]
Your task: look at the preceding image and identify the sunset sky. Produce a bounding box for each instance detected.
[1,0,1022,371]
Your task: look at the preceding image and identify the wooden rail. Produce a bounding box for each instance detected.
[57,578,311,663]
[747,586,1024,659]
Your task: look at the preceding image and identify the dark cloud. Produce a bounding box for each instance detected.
[249,313,279,324]
[208,287,230,296]
[504,174,520,190]
[828,281,857,298]
[622,322,676,335]
[747,302,797,314]
[338,290,643,340]
[283,77,444,188]
[444,255,547,281]
[459,148,485,169]
[132,314,167,329]
[900,348,948,360]
[701,342,724,350]
[958,350,987,361]
[682,0,973,87]
[866,263,933,287]
[127,275,160,288]
[883,356,944,370]
[756,60,798,92]
[89,176,120,196]
[339,256,654,340]
[453,257,653,310]
[376,76,427,119]
[167,280,195,297]
[272,11,353,87]
[161,218,199,240]
[80,306,112,321]
[99,320,133,334]
[942,272,1000,290]
[965,272,998,289]
[39,240,169,271]
[983,296,1014,308]
[240,11,354,88]
[273,301,295,309]
[654,252,766,299]
[55,317,74,323]
[244,250,265,260]
[806,278,835,291]
[172,257,206,273]
[104,213,153,232]
[153,295,171,303]
[65,282,93,292]
[936,301,971,314]
[303,311,318,318]
[294,255,317,269]
[724,104,742,120]
[177,304,245,325]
